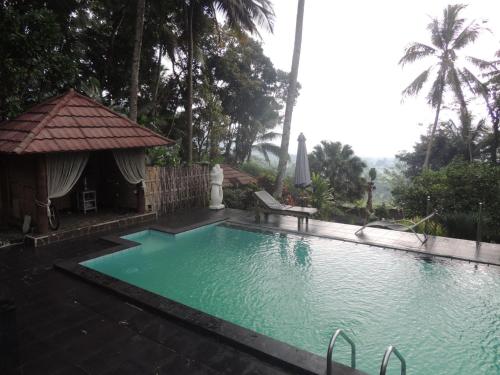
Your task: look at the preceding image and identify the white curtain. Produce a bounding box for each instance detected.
[46,152,89,214]
[113,148,146,189]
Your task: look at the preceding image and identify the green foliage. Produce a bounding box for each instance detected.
[0,4,81,120]
[397,217,447,237]
[368,168,377,182]
[240,161,275,177]
[310,173,334,220]
[223,184,258,210]
[392,161,500,241]
[0,1,284,170]
[309,141,366,203]
[147,143,181,167]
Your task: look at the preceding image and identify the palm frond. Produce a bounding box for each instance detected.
[399,43,436,66]
[452,21,481,50]
[402,67,432,98]
[426,65,446,107]
[460,68,488,98]
[252,142,283,163]
[446,66,467,108]
[428,18,444,49]
[258,131,281,142]
[442,4,467,45]
[466,56,498,71]
[214,0,275,35]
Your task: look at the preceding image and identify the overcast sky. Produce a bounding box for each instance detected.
[259,0,500,158]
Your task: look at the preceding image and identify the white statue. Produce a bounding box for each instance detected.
[209,164,225,210]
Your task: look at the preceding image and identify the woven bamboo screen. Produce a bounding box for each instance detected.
[145,165,210,214]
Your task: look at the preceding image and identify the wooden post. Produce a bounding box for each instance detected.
[35,155,49,234]
[137,183,145,213]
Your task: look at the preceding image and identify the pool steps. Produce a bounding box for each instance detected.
[326,329,407,375]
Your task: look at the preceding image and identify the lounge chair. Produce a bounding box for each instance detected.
[354,211,438,244]
[254,190,318,228]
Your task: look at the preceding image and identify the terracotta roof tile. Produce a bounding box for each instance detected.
[220,164,257,187]
[0,89,174,154]
[2,121,39,131]
[46,116,79,127]
[16,112,46,122]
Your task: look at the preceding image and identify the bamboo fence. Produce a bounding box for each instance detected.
[145,164,210,214]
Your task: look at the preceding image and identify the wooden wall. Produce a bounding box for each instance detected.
[145,164,210,214]
[4,155,38,225]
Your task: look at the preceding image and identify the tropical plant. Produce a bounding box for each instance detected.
[309,141,367,203]
[392,160,500,241]
[179,0,275,163]
[310,172,334,219]
[275,0,305,197]
[442,117,486,161]
[399,4,484,169]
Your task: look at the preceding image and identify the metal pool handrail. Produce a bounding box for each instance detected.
[379,345,406,375]
[326,329,356,374]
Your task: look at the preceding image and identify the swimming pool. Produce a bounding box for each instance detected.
[81,224,500,375]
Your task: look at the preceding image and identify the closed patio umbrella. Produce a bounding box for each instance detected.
[294,133,312,188]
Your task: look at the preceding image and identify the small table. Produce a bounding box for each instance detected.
[77,190,97,214]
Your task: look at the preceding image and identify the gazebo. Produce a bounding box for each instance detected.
[0,89,174,236]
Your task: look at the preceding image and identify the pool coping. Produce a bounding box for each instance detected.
[54,217,368,375]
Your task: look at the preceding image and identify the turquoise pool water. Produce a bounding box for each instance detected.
[82,224,500,375]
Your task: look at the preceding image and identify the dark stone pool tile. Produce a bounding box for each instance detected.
[156,355,221,375]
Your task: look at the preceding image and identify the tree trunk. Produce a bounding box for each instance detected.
[274,0,305,198]
[423,96,442,170]
[184,5,194,164]
[151,44,163,122]
[129,0,145,122]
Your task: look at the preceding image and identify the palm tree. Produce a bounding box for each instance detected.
[309,141,366,203]
[399,4,483,169]
[129,0,146,122]
[274,0,304,197]
[460,50,500,163]
[181,0,274,164]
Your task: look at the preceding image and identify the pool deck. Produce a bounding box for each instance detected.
[1,208,499,375]
[231,209,500,267]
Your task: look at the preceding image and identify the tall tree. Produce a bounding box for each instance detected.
[274,0,305,197]
[129,0,146,122]
[181,0,274,163]
[399,4,483,169]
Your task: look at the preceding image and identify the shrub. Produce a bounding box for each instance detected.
[392,161,500,241]
[223,184,258,210]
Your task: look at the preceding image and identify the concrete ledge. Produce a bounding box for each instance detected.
[25,212,157,247]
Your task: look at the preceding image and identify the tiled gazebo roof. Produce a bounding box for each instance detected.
[221,164,257,187]
[0,89,174,154]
